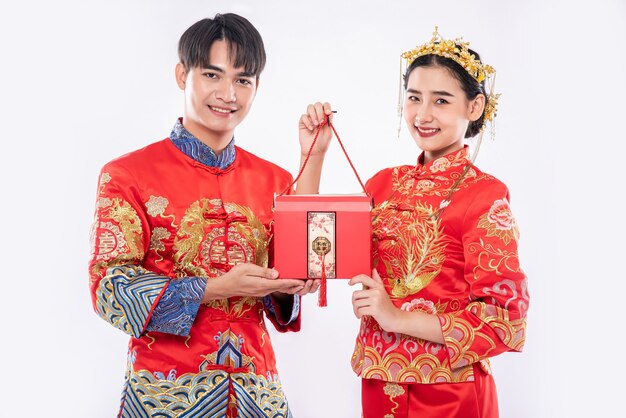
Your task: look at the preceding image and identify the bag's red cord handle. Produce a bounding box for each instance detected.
[279,116,368,196]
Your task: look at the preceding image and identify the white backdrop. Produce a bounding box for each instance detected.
[1,0,625,417]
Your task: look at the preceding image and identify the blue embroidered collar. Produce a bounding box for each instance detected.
[169,118,236,169]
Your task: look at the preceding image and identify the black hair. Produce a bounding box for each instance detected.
[404,49,487,138]
[178,13,266,78]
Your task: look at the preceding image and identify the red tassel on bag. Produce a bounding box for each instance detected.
[318,253,327,307]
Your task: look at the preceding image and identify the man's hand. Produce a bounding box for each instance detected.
[273,279,321,298]
[202,263,306,302]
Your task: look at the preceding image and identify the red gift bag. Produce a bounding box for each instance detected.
[273,117,372,306]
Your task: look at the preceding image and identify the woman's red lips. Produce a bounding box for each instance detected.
[416,126,440,138]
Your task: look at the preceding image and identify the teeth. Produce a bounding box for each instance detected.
[418,127,439,133]
[210,106,232,114]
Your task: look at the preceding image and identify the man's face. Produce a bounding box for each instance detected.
[176,40,258,143]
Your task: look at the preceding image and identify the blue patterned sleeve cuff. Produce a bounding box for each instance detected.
[264,294,301,325]
[146,276,207,336]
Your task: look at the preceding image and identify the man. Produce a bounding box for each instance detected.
[89,13,330,417]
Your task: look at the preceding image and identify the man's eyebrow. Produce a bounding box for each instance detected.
[202,65,255,78]
[202,65,224,73]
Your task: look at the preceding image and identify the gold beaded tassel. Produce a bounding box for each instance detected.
[397,56,405,138]
[486,72,499,142]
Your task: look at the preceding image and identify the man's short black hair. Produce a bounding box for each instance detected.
[178,13,266,77]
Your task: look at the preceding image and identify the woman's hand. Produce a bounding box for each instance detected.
[298,101,333,158]
[295,101,333,195]
[349,269,445,343]
[349,269,400,333]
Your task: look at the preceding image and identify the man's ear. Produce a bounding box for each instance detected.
[175,62,187,90]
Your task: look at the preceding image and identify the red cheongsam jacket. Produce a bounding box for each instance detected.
[351,146,529,384]
[89,138,298,417]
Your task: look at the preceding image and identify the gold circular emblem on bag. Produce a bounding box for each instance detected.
[312,236,331,256]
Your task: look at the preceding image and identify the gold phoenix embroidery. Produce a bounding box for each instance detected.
[374,201,447,298]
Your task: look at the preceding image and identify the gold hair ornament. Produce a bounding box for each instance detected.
[397,26,500,138]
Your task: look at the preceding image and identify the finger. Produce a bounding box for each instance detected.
[307,104,319,125]
[351,297,370,318]
[296,279,315,296]
[324,102,334,122]
[277,279,306,288]
[349,274,377,288]
[323,102,332,115]
[348,274,367,286]
[361,275,381,289]
[323,102,333,124]
[356,306,373,319]
[281,285,305,295]
[352,297,372,310]
[352,289,373,302]
[269,279,306,294]
[268,285,298,295]
[371,269,383,284]
[294,281,310,296]
[300,113,314,131]
[247,265,280,279]
[314,102,325,125]
[311,279,321,293]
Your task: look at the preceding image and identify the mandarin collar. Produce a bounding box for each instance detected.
[169,118,236,169]
[413,145,471,177]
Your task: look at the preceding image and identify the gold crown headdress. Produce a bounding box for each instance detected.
[398,26,500,139]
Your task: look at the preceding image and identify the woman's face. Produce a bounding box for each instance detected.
[403,65,483,163]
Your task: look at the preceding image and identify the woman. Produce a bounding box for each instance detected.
[301,28,529,417]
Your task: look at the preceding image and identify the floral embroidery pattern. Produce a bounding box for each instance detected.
[477,198,519,244]
[146,195,169,217]
[390,149,485,201]
[430,157,451,172]
[400,298,438,314]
